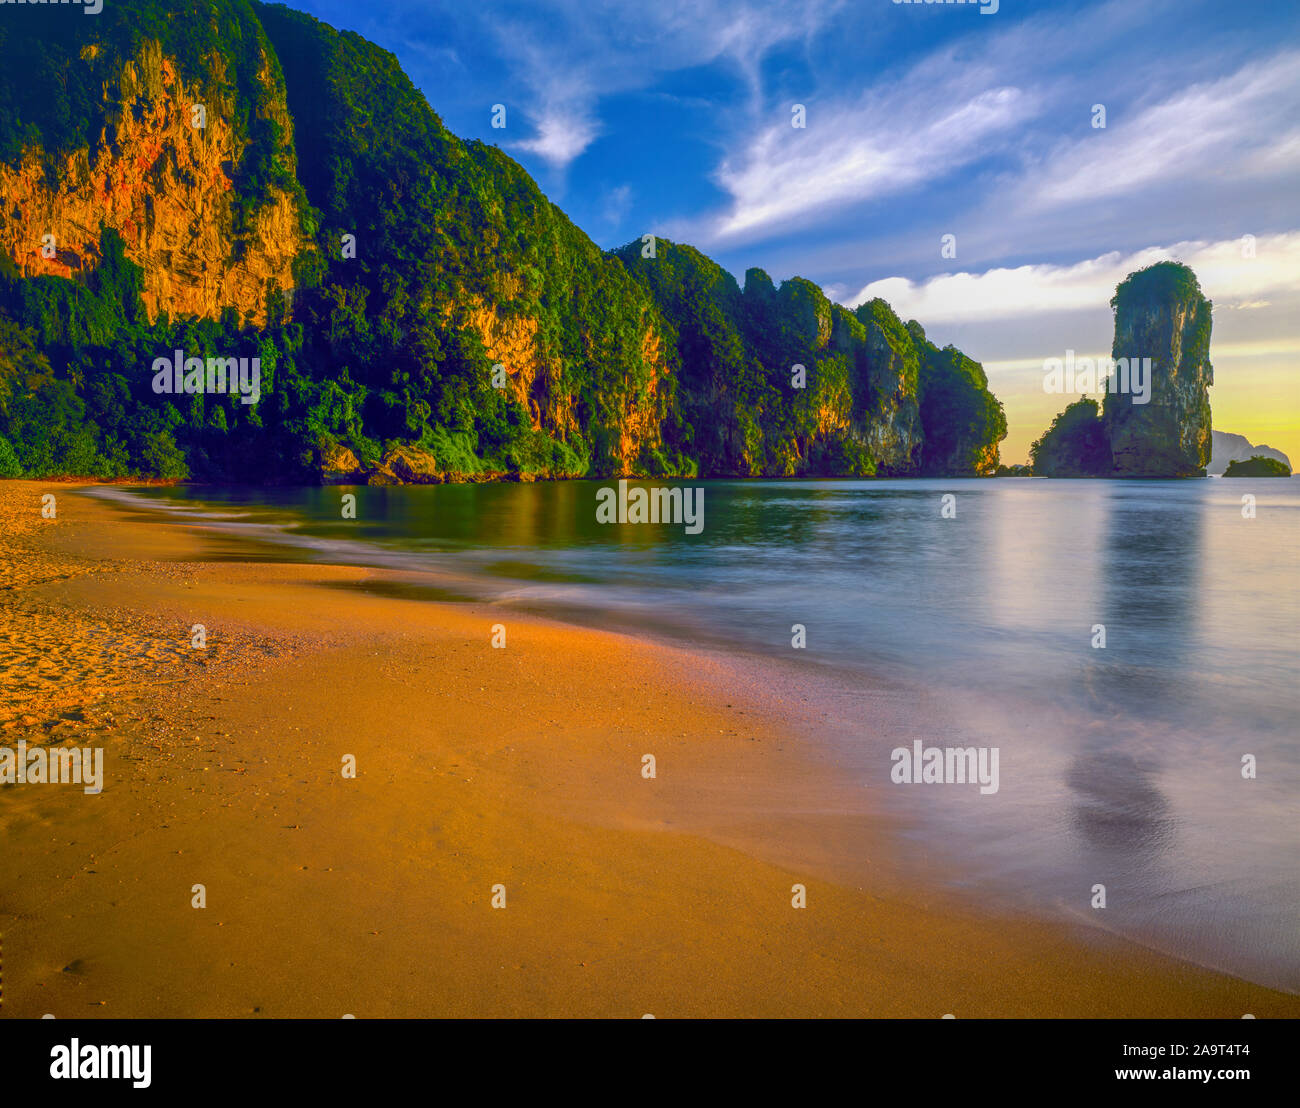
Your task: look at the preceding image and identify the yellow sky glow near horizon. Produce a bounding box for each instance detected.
[998,352,1300,469]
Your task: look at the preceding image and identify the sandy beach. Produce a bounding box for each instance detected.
[0,479,1296,1018]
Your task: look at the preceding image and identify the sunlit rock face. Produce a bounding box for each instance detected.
[0,40,308,326]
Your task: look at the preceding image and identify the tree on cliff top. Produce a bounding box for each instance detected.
[1110,261,1205,310]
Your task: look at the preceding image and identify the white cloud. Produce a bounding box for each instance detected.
[513,111,601,168]
[1022,51,1300,209]
[849,232,1300,323]
[710,85,1032,241]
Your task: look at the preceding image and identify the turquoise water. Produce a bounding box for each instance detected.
[100,477,1300,991]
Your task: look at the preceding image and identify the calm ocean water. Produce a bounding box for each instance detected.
[98,477,1300,991]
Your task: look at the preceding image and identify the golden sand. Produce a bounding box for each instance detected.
[0,480,1295,1018]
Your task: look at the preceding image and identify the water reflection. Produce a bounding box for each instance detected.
[1063,483,1206,869]
[1066,749,1175,854]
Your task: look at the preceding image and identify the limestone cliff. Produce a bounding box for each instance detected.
[609,244,957,477]
[770,278,870,476]
[0,38,308,325]
[1103,263,1213,477]
[1031,263,1214,478]
[1,34,308,326]
[854,298,923,475]
[907,320,1006,476]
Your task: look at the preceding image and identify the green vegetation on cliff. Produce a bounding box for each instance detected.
[612,240,894,477]
[0,0,303,219]
[1222,455,1291,477]
[0,0,1007,483]
[1029,399,1111,477]
[907,321,1007,476]
[1110,261,1205,313]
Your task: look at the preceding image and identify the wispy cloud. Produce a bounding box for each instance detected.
[478,0,840,170]
[600,184,634,229]
[1021,51,1300,209]
[681,2,1298,262]
[676,1,1121,246]
[709,84,1033,241]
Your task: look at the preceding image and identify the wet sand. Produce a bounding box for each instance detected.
[0,480,1295,1017]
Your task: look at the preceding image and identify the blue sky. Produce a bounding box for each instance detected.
[293,0,1300,463]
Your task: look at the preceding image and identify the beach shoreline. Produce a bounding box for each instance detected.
[0,479,1295,1018]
